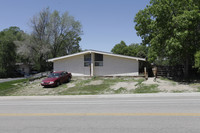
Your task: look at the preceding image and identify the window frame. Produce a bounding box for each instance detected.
[94,53,103,67]
[84,54,91,67]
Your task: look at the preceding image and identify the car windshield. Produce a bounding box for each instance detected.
[48,73,60,78]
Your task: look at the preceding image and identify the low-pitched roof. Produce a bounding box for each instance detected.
[48,50,146,62]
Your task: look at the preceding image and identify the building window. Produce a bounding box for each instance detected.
[95,53,103,66]
[84,54,91,67]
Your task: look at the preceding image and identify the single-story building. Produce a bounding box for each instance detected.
[15,63,31,76]
[48,50,145,76]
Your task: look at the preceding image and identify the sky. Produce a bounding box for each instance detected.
[0,0,150,52]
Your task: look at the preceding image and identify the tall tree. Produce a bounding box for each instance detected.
[194,51,200,72]
[111,41,128,55]
[0,27,23,77]
[134,0,200,78]
[111,41,148,58]
[48,10,82,57]
[17,8,82,72]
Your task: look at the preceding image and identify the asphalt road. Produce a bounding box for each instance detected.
[0,94,200,133]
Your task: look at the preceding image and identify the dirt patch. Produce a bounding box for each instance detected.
[110,82,137,90]
[66,82,76,88]
[160,84,196,92]
[142,78,197,92]
[85,80,103,85]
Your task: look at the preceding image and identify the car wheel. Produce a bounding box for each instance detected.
[67,77,71,82]
[56,82,60,86]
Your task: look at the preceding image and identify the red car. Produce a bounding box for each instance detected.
[41,71,72,87]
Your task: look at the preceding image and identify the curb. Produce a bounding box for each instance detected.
[0,93,200,100]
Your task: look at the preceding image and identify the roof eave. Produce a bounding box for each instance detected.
[47,50,146,62]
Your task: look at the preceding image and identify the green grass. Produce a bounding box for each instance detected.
[133,78,160,93]
[0,79,28,96]
[60,77,161,95]
[197,87,200,92]
[134,78,145,86]
[134,78,145,83]
[133,79,160,93]
[59,84,109,95]
[171,90,185,93]
[103,77,129,84]
[1,77,179,96]
[113,87,128,94]
[160,77,177,86]
[59,77,108,95]
[59,77,132,95]
[160,77,170,81]
[160,77,175,83]
[133,84,160,93]
[189,83,200,93]
[74,79,92,87]
[171,82,177,86]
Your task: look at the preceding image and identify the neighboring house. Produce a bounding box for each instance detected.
[15,63,31,76]
[48,50,145,76]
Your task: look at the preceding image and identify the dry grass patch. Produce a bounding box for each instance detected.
[2,76,200,96]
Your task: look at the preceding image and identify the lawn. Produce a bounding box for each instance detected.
[0,79,29,96]
[0,76,199,96]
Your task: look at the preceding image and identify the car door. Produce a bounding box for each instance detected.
[60,72,65,83]
[63,72,68,82]
[60,72,67,83]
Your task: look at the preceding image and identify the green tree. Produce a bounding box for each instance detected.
[0,27,23,77]
[194,51,200,72]
[126,43,148,58]
[17,8,82,72]
[48,10,82,57]
[111,41,128,55]
[134,0,200,78]
[111,41,148,58]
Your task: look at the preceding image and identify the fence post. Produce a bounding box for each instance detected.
[144,67,148,80]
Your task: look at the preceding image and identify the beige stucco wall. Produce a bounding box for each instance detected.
[94,55,139,76]
[53,55,90,76]
[53,54,139,76]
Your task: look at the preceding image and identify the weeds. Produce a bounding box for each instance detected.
[134,78,160,93]
[59,84,109,95]
[0,79,29,96]
[171,90,185,93]
[134,84,159,93]
[1,77,195,96]
[197,87,200,92]
[113,87,128,94]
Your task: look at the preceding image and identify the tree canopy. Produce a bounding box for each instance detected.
[0,27,23,77]
[17,8,82,72]
[0,8,83,78]
[134,0,200,77]
[111,41,148,58]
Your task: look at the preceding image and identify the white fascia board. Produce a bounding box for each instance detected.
[47,50,146,62]
[47,51,91,62]
[91,50,146,61]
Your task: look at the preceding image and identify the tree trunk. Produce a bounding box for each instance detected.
[183,57,189,79]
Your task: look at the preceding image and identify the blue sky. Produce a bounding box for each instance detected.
[0,0,149,52]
